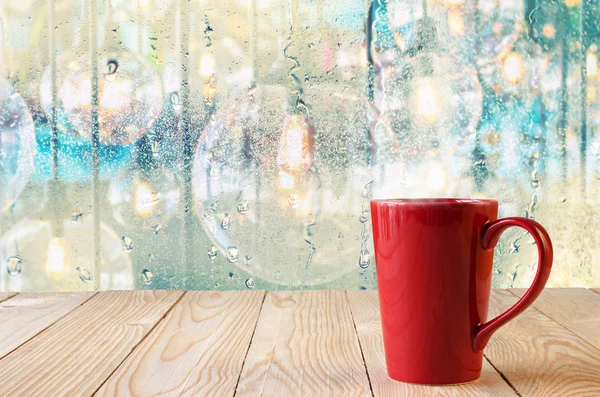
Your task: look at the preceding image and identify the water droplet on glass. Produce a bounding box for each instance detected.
[288,193,298,209]
[473,158,486,166]
[228,272,234,280]
[77,266,93,283]
[121,236,134,252]
[226,246,239,263]
[6,256,22,276]
[170,92,183,113]
[244,255,251,266]
[71,211,83,223]
[359,249,371,268]
[221,213,231,230]
[207,244,218,260]
[237,200,249,214]
[151,141,160,157]
[359,286,367,290]
[141,268,153,285]
[245,277,255,289]
[361,181,373,199]
[104,60,119,82]
[530,170,539,188]
[152,224,162,234]
[359,210,369,224]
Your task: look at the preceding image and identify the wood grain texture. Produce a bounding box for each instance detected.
[96,290,265,397]
[346,290,517,397]
[0,292,17,302]
[236,290,371,397]
[485,289,600,396]
[511,288,600,350]
[0,290,183,397]
[0,292,95,359]
[0,292,17,303]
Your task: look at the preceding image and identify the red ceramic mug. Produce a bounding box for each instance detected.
[370,198,553,385]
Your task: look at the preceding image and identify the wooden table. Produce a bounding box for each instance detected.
[0,289,599,396]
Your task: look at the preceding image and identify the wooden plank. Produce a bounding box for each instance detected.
[511,288,600,350]
[96,290,265,397]
[0,292,17,303]
[484,289,600,396]
[0,292,95,359]
[346,290,517,397]
[0,290,183,397]
[236,290,371,397]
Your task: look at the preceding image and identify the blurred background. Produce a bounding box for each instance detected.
[0,0,599,292]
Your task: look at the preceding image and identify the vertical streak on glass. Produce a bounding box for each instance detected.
[365,0,376,166]
[249,0,257,80]
[580,0,588,197]
[137,1,143,55]
[47,0,58,179]
[559,4,569,182]
[248,0,261,229]
[179,0,193,278]
[89,0,101,290]
[471,0,488,190]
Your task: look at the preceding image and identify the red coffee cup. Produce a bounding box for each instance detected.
[370,198,552,385]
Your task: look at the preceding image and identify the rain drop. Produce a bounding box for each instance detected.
[359,286,367,290]
[359,210,369,224]
[6,256,22,276]
[104,60,119,82]
[121,236,134,252]
[361,181,373,199]
[245,277,255,289]
[71,211,83,223]
[152,224,162,234]
[77,266,93,283]
[530,170,539,188]
[244,255,251,266]
[237,200,249,215]
[359,249,371,269]
[288,193,298,209]
[226,246,239,263]
[170,92,183,113]
[141,269,153,285]
[207,244,218,260]
[221,213,231,230]
[228,271,234,280]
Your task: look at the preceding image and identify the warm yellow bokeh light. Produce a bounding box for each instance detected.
[448,10,465,36]
[444,0,465,7]
[587,51,598,77]
[415,78,439,120]
[134,182,159,217]
[502,52,524,84]
[542,24,556,39]
[199,54,216,78]
[564,0,581,7]
[277,114,312,171]
[46,237,67,276]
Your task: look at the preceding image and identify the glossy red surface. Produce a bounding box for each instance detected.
[370,198,553,385]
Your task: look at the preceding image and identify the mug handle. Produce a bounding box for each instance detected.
[472,217,553,352]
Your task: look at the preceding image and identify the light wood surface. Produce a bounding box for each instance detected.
[0,289,598,396]
[96,291,265,397]
[236,290,371,397]
[347,290,517,397]
[511,288,600,350]
[0,292,95,359]
[0,290,183,397]
[0,292,16,303]
[484,289,600,396]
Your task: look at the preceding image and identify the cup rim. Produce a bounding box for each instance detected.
[370,198,498,206]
